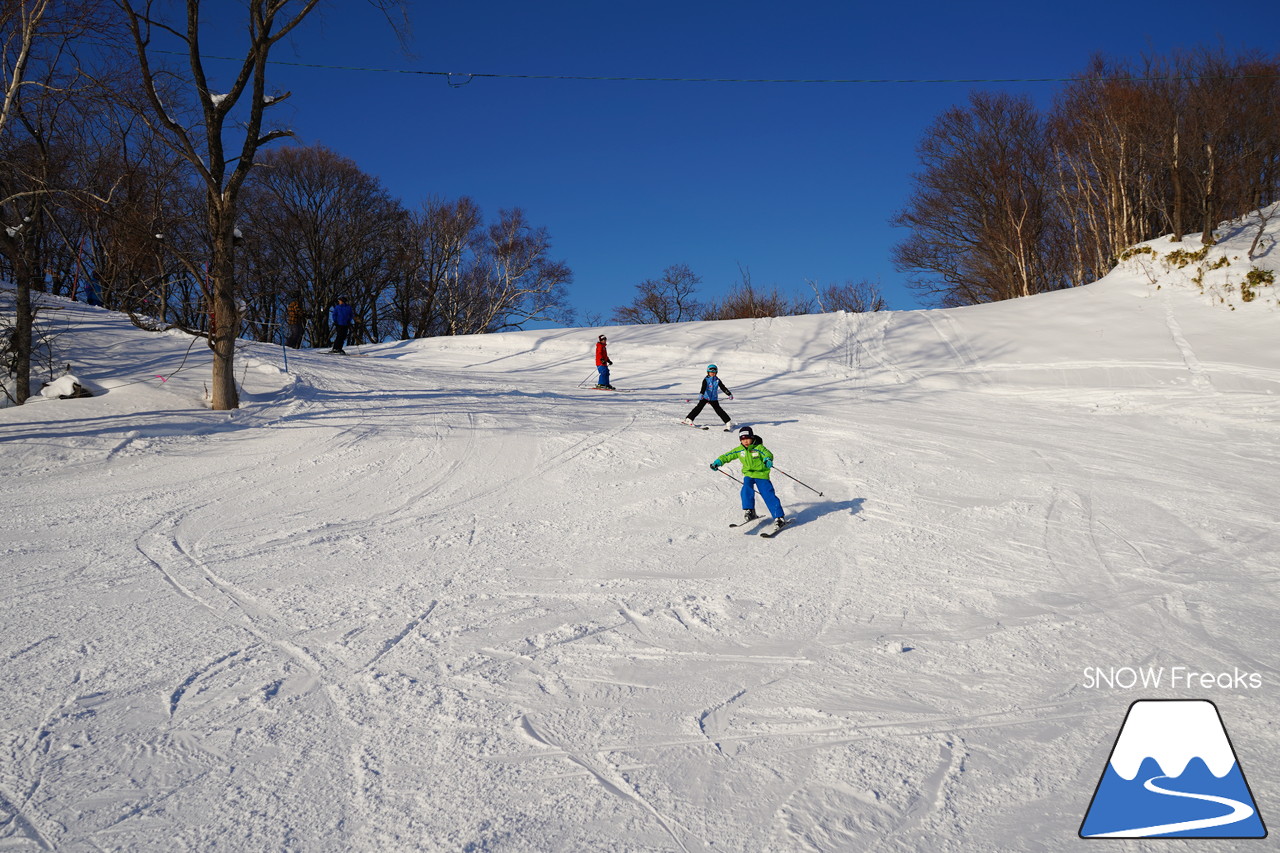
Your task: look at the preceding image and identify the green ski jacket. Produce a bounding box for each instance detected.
[715,441,774,479]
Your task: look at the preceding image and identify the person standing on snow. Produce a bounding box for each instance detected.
[83,272,104,307]
[682,364,734,430]
[285,294,305,349]
[594,334,614,389]
[329,296,354,353]
[711,426,790,530]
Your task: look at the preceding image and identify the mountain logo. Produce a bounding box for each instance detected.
[1080,700,1267,839]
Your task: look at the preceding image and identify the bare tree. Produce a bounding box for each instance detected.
[387,195,483,339]
[612,263,703,324]
[87,122,202,325]
[237,144,408,347]
[1248,205,1276,260]
[1,0,53,404]
[705,267,810,320]
[438,207,573,334]
[116,0,311,408]
[0,1,51,132]
[1,0,105,404]
[1183,50,1280,245]
[116,0,406,409]
[893,91,1066,307]
[811,279,887,313]
[1050,49,1280,267]
[1049,57,1169,281]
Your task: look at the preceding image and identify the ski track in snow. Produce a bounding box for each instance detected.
[3,225,1280,850]
[1161,290,1215,392]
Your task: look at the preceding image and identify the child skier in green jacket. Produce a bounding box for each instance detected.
[711,426,790,530]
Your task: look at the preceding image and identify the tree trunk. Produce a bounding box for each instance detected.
[13,263,34,405]
[207,206,239,410]
[1170,121,1184,242]
[1200,142,1216,246]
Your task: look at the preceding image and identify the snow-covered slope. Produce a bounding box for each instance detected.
[2,212,1277,851]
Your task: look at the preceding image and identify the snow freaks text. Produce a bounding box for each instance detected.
[1082,666,1262,690]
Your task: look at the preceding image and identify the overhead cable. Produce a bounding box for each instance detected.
[171,52,1280,87]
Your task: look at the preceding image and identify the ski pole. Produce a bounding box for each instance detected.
[578,370,597,388]
[713,467,742,485]
[774,467,823,496]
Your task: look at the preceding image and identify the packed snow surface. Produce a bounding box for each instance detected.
[3,215,1278,850]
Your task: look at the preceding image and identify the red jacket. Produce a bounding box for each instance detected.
[595,341,610,366]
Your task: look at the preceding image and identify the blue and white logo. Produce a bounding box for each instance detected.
[1080,700,1267,839]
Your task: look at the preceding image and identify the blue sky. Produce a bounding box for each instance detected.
[201,0,1274,323]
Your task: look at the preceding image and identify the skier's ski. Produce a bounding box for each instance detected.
[759,519,795,538]
[591,385,636,392]
[681,421,710,430]
[729,516,768,529]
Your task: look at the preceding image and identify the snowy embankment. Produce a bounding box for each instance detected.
[2,212,1278,851]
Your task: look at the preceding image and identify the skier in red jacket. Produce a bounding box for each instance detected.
[594,334,614,389]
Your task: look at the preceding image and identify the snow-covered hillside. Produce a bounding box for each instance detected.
[2,212,1277,850]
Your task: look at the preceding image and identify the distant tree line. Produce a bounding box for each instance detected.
[1,0,571,407]
[611,263,887,325]
[893,49,1280,307]
[234,148,572,350]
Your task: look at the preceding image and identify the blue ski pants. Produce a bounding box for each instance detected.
[597,364,611,386]
[742,476,784,518]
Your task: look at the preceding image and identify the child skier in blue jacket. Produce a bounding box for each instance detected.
[683,364,734,430]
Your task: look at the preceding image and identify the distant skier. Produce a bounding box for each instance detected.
[82,272,103,307]
[329,297,353,353]
[711,426,789,530]
[682,364,734,430]
[594,334,614,389]
[285,294,305,349]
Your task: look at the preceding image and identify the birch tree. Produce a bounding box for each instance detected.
[893,91,1063,306]
[438,207,574,335]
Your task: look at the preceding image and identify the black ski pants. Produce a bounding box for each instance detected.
[685,398,731,424]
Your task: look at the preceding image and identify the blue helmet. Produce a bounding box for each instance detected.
[707,364,718,372]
